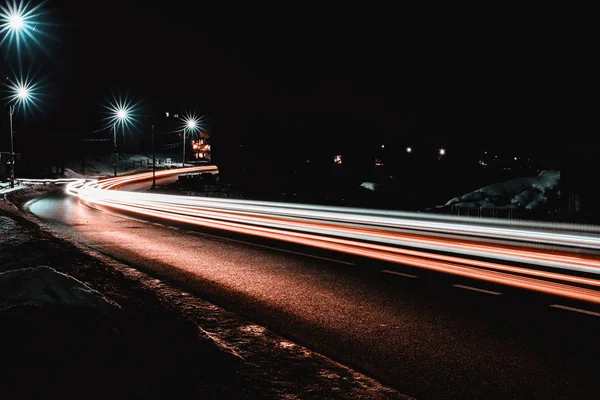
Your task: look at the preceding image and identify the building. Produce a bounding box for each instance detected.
[191,130,211,162]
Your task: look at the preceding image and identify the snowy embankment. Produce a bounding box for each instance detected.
[64,153,183,179]
[444,170,560,210]
[0,265,120,314]
[0,204,247,398]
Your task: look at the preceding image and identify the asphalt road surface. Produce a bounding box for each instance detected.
[27,181,600,399]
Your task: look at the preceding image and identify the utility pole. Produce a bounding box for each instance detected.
[151,124,156,189]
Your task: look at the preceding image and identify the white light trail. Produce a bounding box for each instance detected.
[55,167,600,304]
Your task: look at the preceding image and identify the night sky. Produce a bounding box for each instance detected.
[1,1,568,161]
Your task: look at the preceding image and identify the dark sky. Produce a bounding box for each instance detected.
[2,1,568,159]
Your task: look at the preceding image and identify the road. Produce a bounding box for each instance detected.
[26,171,600,399]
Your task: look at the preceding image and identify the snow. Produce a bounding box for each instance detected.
[445,170,560,210]
[1,153,179,190]
[66,153,182,178]
[0,181,25,195]
[360,182,396,192]
[0,266,120,314]
[66,153,156,178]
[360,182,379,191]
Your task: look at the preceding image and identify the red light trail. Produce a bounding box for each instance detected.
[59,167,600,304]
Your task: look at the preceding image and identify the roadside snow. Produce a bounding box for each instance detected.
[0,265,120,314]
[67,153,180,178]
[0,181,24,195]
[445,170,560,210]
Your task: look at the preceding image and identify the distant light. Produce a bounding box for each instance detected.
[406,147,412,153]
[9,12,24,31]
[514,156,518,160]
[381,144,385,148]
[165,112,170,117]
[116,108,127,120]
[439,148,446,156]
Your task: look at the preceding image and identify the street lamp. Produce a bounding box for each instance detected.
[8,13,23,31]
[112,106,131,176]
[438,148,446,160]
[181,116,199,167]
[103,95,137,177]
[1,1,43,51]
[5,77,36,188]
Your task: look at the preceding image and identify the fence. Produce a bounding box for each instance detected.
[444,205,600,224]
[449,205,519,219]
[180,184,244,199]
[122,158,176,171]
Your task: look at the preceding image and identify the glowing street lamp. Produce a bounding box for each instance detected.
[1,0,44,53]
[102,95,138,177]
[438,148,446,159]
[181,115,200,166]
[5,77,37,188]
[111,107,131,176]
[9,12,23,30]
[116,108,127,121]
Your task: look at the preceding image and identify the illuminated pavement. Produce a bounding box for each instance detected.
[25,169,600,399]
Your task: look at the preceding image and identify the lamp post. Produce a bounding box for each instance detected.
[182,117,198,167]
[438,148,446,161]
[6,80,32,188]
[151,124,156,189]
[3,6,28,188]
[112,107,129,176]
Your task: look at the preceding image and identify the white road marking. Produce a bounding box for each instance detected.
[452,284,502,295]
[381,270,418,278]
[550,304,600,317]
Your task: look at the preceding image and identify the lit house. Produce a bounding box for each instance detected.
[191,130,211,161]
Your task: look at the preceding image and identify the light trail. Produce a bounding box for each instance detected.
[59,167,600,304]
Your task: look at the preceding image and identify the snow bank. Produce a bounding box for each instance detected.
[445,170,560,210]
[0,181,24,194]
[360,182,379,191]
[360,182,396,192]
[0,266,120,314]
